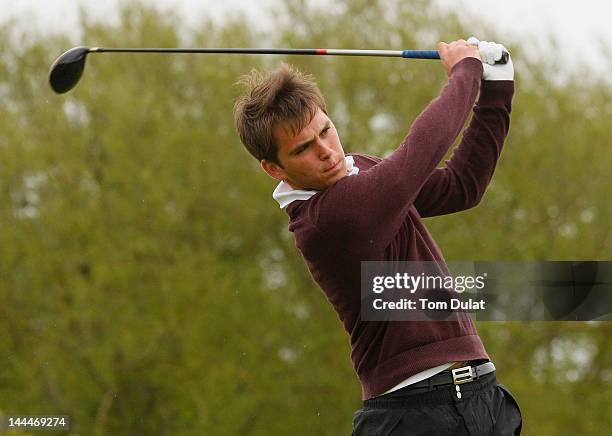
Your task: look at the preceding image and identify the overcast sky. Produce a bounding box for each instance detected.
[2,0,610,75]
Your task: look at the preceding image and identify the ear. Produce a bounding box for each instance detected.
[260,159,287,182]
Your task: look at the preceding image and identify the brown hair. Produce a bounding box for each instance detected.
[233,63,327,165]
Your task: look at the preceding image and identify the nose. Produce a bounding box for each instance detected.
[315,138,333,160]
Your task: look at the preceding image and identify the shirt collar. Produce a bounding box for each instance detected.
[272,155,360,209]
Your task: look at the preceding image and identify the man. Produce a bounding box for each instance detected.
[234,37,522,435]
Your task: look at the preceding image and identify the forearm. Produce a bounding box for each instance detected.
[446,80,514,199]
[360,58,484,204]
[414,79,514,216]
[398,57,484,181]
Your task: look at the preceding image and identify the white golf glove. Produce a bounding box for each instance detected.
[467,36,514,81]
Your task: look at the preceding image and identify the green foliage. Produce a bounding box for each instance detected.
[0,1,610,434]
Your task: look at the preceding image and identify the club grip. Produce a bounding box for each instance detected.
[401,50,440,59]
[402,49,509,64]
[499,50,510,64]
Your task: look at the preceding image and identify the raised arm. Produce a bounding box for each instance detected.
[308,42,483,247]
[414,40,515,217]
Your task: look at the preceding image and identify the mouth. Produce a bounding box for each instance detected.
[324,159,343,174]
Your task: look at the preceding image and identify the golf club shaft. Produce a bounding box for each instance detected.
[91,47,440,59]
[48,45,510,94]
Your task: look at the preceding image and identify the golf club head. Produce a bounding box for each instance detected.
[49,47,91,94]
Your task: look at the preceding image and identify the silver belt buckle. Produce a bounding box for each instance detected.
[452,366,474,385]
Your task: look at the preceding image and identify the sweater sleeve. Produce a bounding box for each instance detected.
[307,58,483,247]
[413,80,515,217]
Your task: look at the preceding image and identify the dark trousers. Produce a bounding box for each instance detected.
[352,372,522,436]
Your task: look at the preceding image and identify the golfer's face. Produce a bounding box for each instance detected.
[272,108,347,190]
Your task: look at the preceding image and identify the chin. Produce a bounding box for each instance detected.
[325,173,347,188]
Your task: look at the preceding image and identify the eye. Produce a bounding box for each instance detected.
[295,144,308,154]
[321,127,330,136]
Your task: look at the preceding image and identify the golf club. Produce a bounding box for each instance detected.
[49,46,509,94]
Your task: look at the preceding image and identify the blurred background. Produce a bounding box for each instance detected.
[0,0,610,434]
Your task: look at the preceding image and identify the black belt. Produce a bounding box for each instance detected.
[406,361,496,390]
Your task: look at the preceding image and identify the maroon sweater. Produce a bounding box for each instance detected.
[284,58,514,399]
